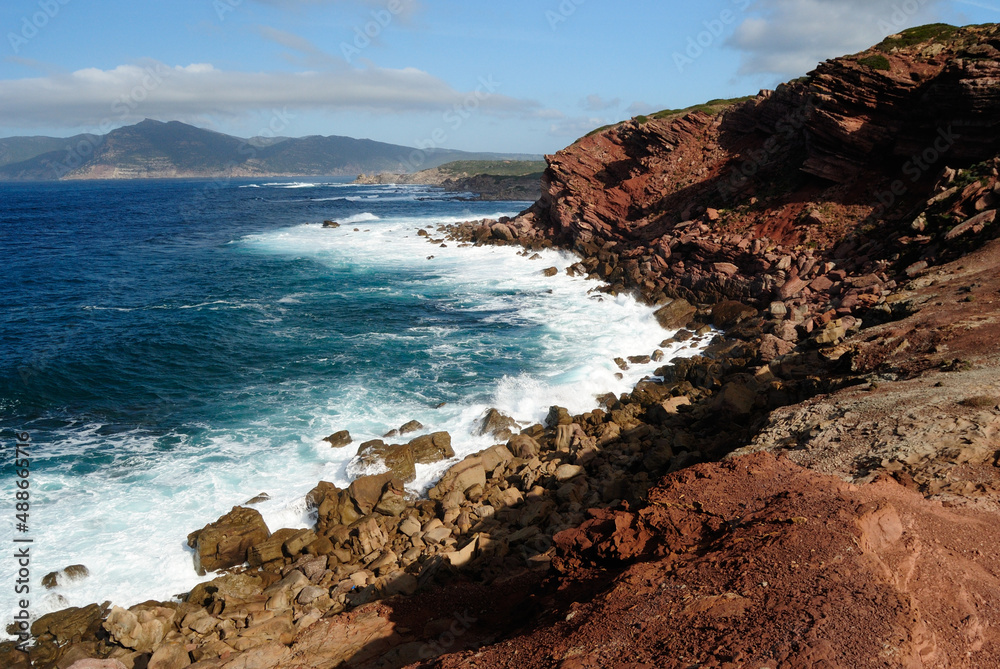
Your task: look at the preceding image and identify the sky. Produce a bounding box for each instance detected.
[1,0,998,154]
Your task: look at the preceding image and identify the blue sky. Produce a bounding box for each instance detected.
[1,0,997,154]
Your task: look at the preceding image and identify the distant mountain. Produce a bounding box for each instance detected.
[0,119,541,181]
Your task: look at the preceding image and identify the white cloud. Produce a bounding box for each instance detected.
[580,94,621,111]
[0,61,539,130]
[727,0,945,78]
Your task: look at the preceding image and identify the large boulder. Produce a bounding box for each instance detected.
[348,473,397,516]
[103,605,177,653]
[187,506,270,575]
[428,456,487,500]
[653,299,697,330]
[31,603,108,648]
[355,440,416,482]
[407,432,455,464]
[323,430,352,448]
[477,409,518,441]
[711,300,757,329]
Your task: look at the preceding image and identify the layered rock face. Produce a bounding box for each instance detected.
[11,24,1000,669]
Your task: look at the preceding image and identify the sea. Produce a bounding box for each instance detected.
[0,177,702,623]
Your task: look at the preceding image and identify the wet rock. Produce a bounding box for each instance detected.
[428,456,487,500]
[546,406,572,427]
[653,299,697,330]
[323,430,352,448]
[245,492,271,505]
[356,440,416,482]
[187,506,270,575]
[322,220,340,228]
[542,267,559,277]
[31,603,108,652]
[477,409,518,441]
[407,432,455,464]
[398,420,423,435]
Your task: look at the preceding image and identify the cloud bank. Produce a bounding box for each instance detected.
[728,0,945,78]
[0,61,539,130]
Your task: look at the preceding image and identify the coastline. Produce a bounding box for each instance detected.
[10,24,1000,668]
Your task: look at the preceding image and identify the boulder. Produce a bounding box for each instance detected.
[148,643,191,669]
[477,409,518,441]
[407,432,455,464]
[491,223,516,241]
[248,527,300,567]
[186,506,270,575]
[103,605,176,653]
[759,334,795,361]
[397,420,423,435]
[323,430,352,448]
[542,267,559,277]
[507,434,541,459]
[356,440,416,482]
[654,299,697,330]
[713,381,757,416]
[41,564,90,589]
[67,662,128,669]
[31,603,108,648]
[546,406,572,427]
[711,300,757,329]
[348,473,396,516]
[428,456,487,500]
[478,444,515,473]
[317,486,363,530]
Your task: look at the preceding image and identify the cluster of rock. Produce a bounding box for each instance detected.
[10,24,1000,669]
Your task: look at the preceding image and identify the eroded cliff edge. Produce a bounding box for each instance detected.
[8,23,1000,669]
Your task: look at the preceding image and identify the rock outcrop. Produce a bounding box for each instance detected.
[14,23,1000,669]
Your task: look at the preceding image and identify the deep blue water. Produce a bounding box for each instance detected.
[0,177,685,615]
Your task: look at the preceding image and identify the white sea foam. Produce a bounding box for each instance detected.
[4,209,710,624]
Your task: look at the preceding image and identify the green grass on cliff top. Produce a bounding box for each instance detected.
[582,96,756,140]
[874,23,959,51]
[434,160,548,177]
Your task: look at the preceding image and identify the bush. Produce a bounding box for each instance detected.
[858,54,891,70]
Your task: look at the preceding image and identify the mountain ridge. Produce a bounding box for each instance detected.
[0,119,540,181]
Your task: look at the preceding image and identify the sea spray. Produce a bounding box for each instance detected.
[1,179,707,624]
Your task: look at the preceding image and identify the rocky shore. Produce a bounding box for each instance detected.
[8,23,1000,669]
[355,163,543,201]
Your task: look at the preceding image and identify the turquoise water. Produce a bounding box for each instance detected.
[0,178,698,617]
